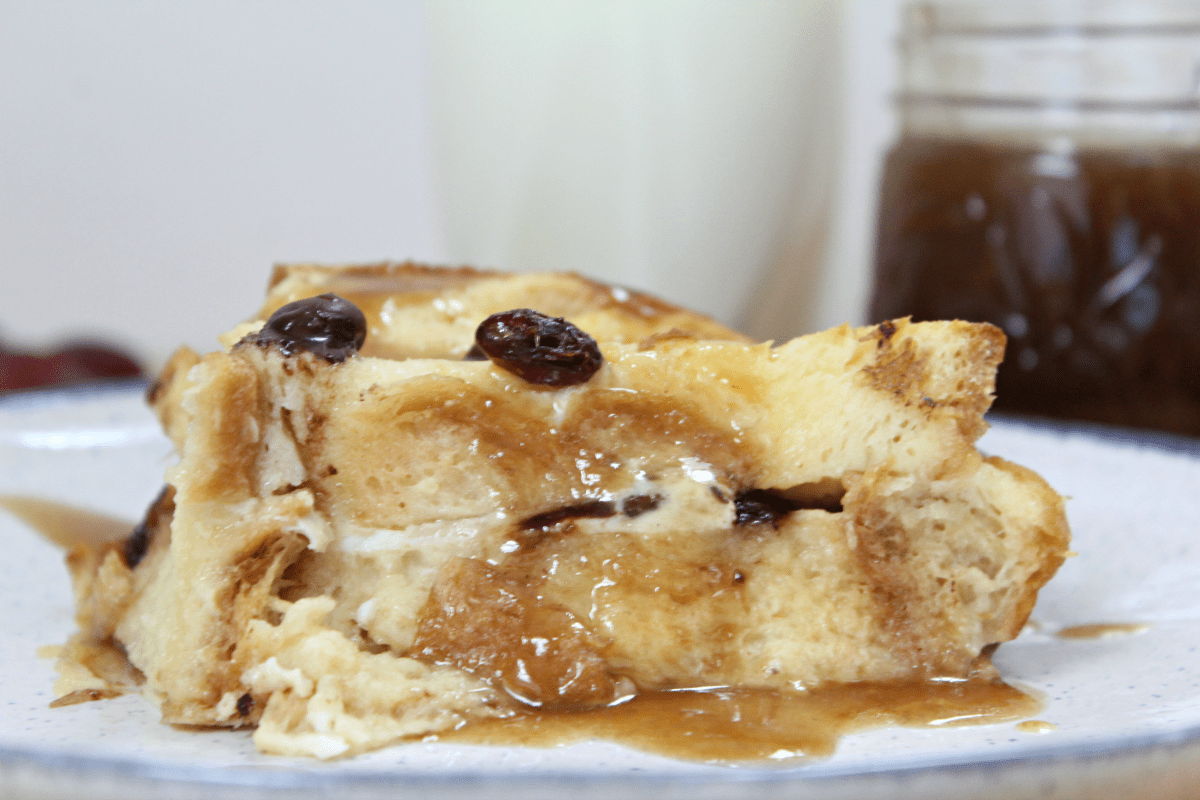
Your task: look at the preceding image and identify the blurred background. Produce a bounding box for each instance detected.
[0,0,903,373]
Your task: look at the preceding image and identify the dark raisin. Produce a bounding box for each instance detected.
[474,309,602,386]
[236,693,254,717]
[122,521,152,569]
[122,485,173,568]
[877,320,897,345]
[621,494,662,518]
[248,293,367,363]
[520,500,617,531]
[463,343,488,361]
[734,489,803,528]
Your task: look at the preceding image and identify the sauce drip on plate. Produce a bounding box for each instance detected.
[441,679,1041,763]
[1056,623,1149,640]
[0,495,131,550]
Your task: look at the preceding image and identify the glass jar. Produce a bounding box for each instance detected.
[869,1,1200,436]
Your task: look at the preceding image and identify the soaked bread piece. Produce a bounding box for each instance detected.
[57,267,1068,760]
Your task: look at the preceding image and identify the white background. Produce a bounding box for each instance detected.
[0,0,903,370]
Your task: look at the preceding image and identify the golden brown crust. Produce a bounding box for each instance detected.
[860,318,1005,441]
[251,262,752,362]
[266,260,494,293]
[981,456,1071,639]
[146,346,201,453]
[184,352,261,502]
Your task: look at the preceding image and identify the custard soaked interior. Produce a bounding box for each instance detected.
[278,378,871,705]
[241,329,1051,760]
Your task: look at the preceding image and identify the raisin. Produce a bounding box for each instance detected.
[621,493,662,518]
[474,309,602,386]
[877,319,897,345]
[236,693,255,717]
[122,521,151,569]
[248,293,366,363]
[122,485,173,569]
[734,489,803,528]
[462,343,488,361]
[520,500,617,531]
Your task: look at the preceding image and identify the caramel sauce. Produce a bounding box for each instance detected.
[411,557,621,710]
[0,494,131,550]
[1056,622,1149,640]
[1016,719,1057,734]
[441,679,1041,763]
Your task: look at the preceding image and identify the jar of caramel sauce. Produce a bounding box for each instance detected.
[870,2,1200,436]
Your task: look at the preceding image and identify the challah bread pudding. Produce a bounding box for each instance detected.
[54,264,1069,761]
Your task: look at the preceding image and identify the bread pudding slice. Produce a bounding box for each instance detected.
[56,269,1068,760]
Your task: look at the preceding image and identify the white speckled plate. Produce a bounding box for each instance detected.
[2,384,1200,800]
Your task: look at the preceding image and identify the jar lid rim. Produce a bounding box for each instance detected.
[904,1,1200,37]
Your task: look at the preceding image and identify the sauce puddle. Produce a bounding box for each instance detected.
[1056,623,1149,640]
[441,679,1041,763]
[0,494,132,549]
